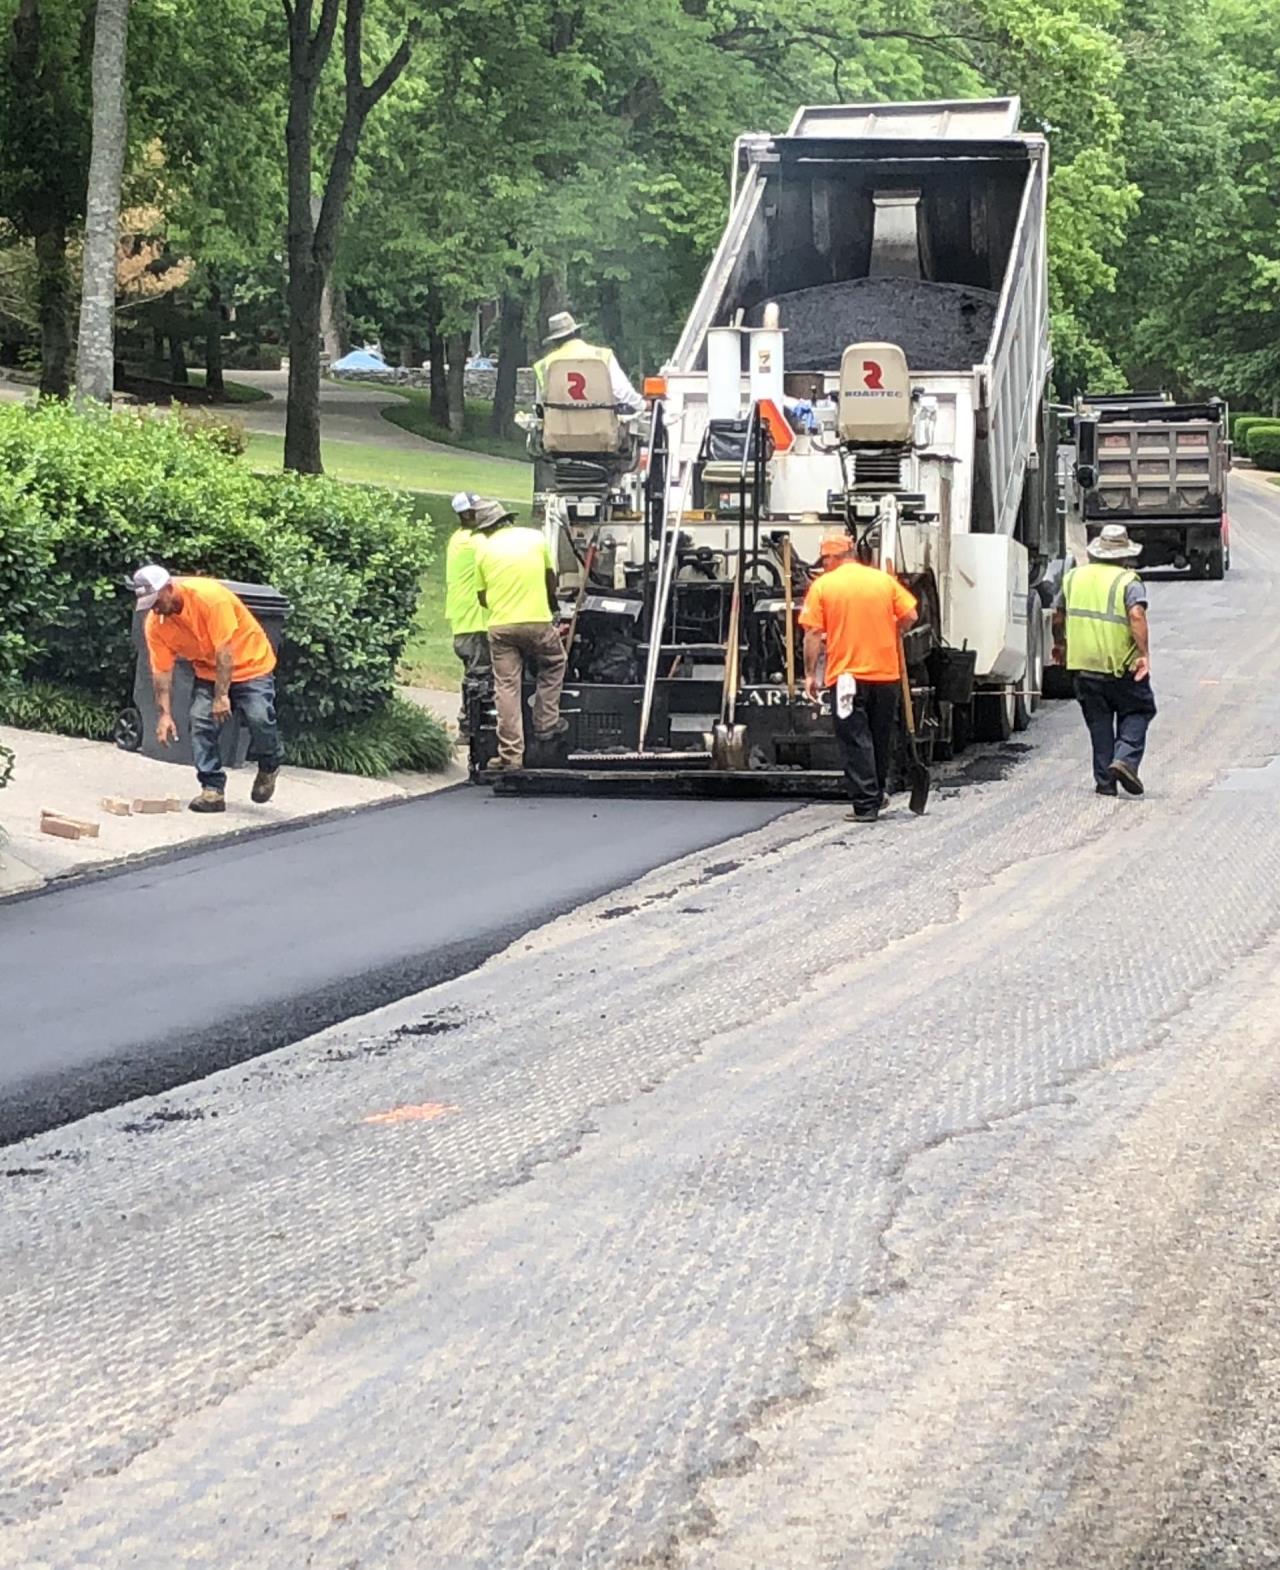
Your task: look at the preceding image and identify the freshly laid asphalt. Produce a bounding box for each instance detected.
[0,791,783,1143]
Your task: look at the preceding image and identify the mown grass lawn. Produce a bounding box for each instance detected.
[244,441,530,691]
[379,389,531,464]
[244,431,531,504]
[187,371,272,403]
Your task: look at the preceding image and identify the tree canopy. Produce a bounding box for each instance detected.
[0,0,1277,437]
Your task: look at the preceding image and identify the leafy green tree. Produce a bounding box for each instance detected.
[0,0,91,397]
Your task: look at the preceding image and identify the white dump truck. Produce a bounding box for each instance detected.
[483,96,1068,795]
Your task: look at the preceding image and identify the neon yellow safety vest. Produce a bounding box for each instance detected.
[1062,562,1141,676]
[533,337,612,397]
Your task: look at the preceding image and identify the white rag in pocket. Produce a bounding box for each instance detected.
[836,672,857,719]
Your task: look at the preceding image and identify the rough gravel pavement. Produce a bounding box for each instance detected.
[3,475,1280,1568]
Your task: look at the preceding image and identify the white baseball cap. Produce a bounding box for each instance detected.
[451,492,479,514]
[129,564,172,611]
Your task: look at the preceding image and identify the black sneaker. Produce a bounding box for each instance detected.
[1095,782,1118,797]
[1109,761,1144,796]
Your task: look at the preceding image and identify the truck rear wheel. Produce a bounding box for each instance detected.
[1014,600,1043,731]
[973,687,1016,743]
[1207,543,1225,580]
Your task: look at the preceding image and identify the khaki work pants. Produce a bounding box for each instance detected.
[488,622,568,765]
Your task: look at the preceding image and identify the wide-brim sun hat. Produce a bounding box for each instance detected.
[542,310,584,347]
[1088,523,1142,560]
[471,499,516,532]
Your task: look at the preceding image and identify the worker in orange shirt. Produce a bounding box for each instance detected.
[130,565,284,814]
[800,532,918,823]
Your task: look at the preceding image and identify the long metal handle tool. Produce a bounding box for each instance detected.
[564,526,602,672]
[782,533,796,700]
[898,630,931,816]
[638,450,697,750]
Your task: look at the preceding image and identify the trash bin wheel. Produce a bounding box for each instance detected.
[114,706,144,752]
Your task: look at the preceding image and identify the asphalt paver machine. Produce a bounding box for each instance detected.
[473,97,1069,796]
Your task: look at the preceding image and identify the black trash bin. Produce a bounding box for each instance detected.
[118,580,290,767]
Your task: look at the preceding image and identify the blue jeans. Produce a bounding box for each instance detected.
[190,675,284,791]
[1075,672,1156,785]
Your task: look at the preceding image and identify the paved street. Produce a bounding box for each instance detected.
[4,473,1280,1568]
[0,794,783,1144]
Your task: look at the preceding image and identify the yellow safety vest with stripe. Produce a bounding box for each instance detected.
[1062,563,1141,676]
[533,337,612,398]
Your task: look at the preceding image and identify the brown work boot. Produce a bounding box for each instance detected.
[533,718,569,742]
[485,757,522,772]
[250,768,278,804]
[189,787,226,814]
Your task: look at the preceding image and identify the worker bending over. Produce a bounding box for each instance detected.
[1052,523,1155,796]
[131,565,284,813]
[473,504,568,770]
[800,532,918,824]
[446,492,491,741]
[533,311,644,413]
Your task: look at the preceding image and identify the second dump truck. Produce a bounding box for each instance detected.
[1068,392,1231,579]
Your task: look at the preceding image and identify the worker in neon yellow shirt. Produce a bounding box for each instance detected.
[473,506,567,770]
[446,493,492,740]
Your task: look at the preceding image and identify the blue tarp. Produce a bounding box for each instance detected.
[332,348,389,371]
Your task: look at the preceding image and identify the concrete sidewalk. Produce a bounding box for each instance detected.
[0,724,466,898]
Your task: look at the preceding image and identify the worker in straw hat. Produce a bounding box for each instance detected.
[1051,522,1156,797]
[799,529,918,824]
[532,310,644,413]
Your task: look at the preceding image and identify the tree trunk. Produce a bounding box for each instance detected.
[283,2,418,472]
[169,330,188,385]
[446,330,467,436]
[599,278,624,355]
[426,287,448,427]
[320,276,344,361]
[286,261,325,473]
[75,0,131,404]
[33,221,71,399]
[491,288,524,439]
[205,282,225,398]
[537,268,568,345]
[284,47,323,473]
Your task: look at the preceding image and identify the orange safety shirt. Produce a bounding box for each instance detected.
[144,577,276,683]
[799,561,917,684]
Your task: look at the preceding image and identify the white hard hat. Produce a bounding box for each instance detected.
[451,492,479,514]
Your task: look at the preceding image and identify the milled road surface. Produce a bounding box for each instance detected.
[4,475,1280,1568]
[0,794,784,1145]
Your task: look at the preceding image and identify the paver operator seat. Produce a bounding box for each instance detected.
[538,354,642,494]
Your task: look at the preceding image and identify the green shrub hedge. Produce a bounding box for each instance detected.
[1234,414,1274,448]
[1247,425,1280,471]
[0,400,435,752]
[0,680,116,739]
